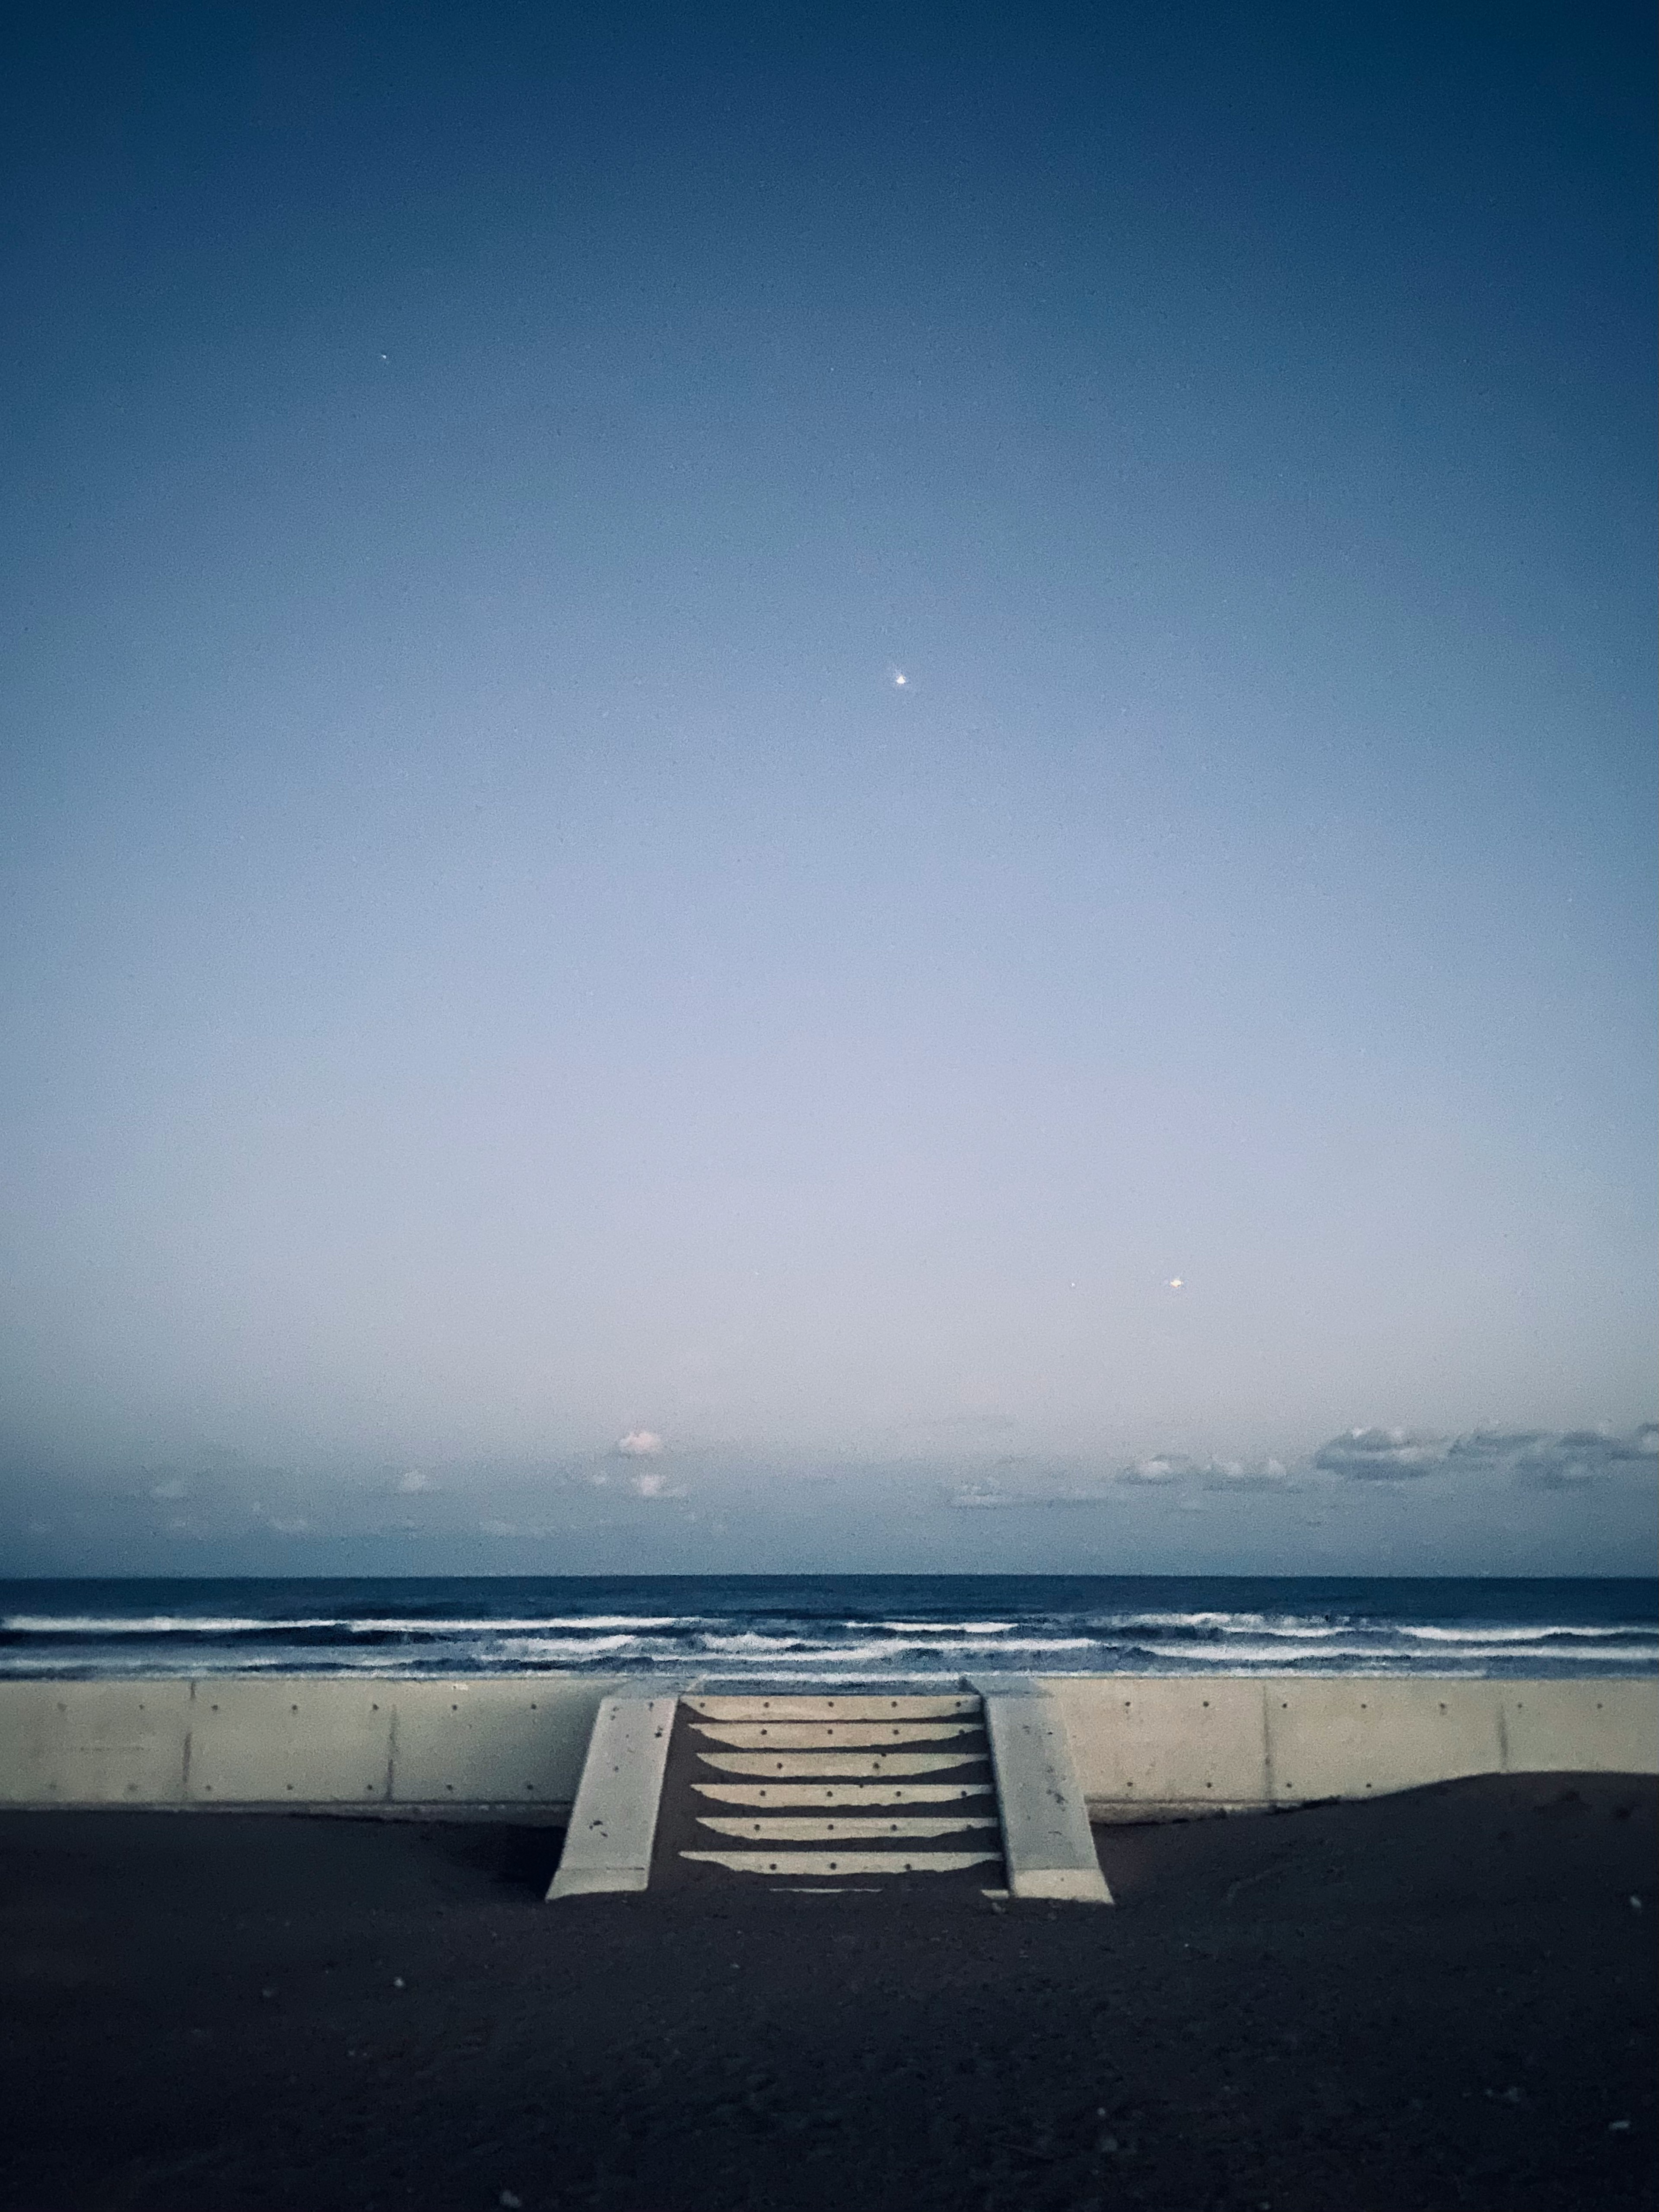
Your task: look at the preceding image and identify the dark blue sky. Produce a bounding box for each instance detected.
[3,1,1654,1573]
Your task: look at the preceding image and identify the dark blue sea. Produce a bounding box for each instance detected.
[1,1576,1653,1680]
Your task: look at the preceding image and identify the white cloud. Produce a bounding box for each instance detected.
[480,1518,517,1537]
[1198,1456,1293,1490]
[629,1469,685,1499]
[942,1453,1298,1503]
[397,1468,435,1494]
[1507,1428,1659,1491]
[944,1478,1119,1510]
[1313,1425,1658,1487]
[615,1430,664,1458]
[1119,1454,1198,1485]
[1313,1428,1449,1479]
[1113,1452,1295,1492]
[149,1478,189,1501]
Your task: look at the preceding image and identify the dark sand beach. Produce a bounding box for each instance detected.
[3,1772,1653,2212]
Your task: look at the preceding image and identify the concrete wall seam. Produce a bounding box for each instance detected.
[1,1676,1653,1812]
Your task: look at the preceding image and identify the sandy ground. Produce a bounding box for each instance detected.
[1,1771,1653,2212]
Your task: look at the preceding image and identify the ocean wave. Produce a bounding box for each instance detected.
[692,1639,903,1666]
[693,1632,814,1652]
[0,1613,705,1642]
[1399,1623,1656,1643]
[1091,1610,1280,1630]
[688,1669,950,1685]
[3,1576,1651,1681]
[489,1634,642,1659]
[870,1621,1016,1635]
[1130,1637,1659,1665]
[1091,1610,1360,1631]
[940,1635,1100,1652]
[341,1615,695,1634]
[1093,1612,1353,1638]
[0,1615,341,1635]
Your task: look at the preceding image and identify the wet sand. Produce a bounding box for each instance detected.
[2,1771,1653,2211]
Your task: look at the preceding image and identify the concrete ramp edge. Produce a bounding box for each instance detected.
[546,1695,677,1898]
[974,1680,1113,1905]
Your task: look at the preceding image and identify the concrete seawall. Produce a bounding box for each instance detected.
[1,1676,1652,1819]
[0,1676,623,1816]
[1044,1676,1656,1819]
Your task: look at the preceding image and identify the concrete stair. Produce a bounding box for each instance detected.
[548,1681,1112,1902]
[668,1693,1000,1885]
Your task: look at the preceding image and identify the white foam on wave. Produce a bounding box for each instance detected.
[690,1670,949,1685]
[3,1612,704,1637]
[695,1640,899,1666]
[1094,1613,1658,1648]
[944,1635,1097,1652]
[1094,1611,1350,1637]
[753,1634,1102,1662]
[491,1634,639,1659]
[1401,1623,1657,1644]
[1096,1610,1272,1630]
[870,1621,1016,1635]
[1,1615,340,1635]
[345,1615,692,1634]
[1133,1638,1658,1666]
[693,1631,813,1651]
[1131,1639,1466,1665]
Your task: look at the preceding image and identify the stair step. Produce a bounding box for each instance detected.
[684,1694,981,1721]
[694,1815,999,1842]
[658,1697,1001,1886]
[690,1780,993,1807]
[691,1719,982,1749]
[681,1849,1001,1878]
[694,1748,988,1778]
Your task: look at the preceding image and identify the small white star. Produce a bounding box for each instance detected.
[891,668,907,687]
[1168,1277,1184,1290]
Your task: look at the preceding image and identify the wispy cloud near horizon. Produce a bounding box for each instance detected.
[1,1417,1653,1578]
[1314,1425,1659,1487]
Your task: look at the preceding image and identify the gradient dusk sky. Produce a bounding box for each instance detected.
[2,1,1654,1574]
